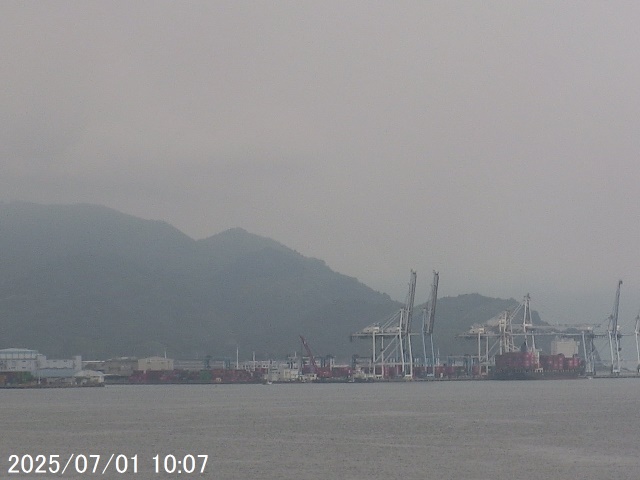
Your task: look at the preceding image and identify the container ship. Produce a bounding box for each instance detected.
[491,351,585,380]
[128,368,263,384]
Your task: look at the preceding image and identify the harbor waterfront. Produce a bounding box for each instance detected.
[1,381,640,480]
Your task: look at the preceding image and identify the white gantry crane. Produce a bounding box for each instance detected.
[607,280,623,375]
[495,294,535,355]
[459,294,544,375]
[459,286,635,376]
[351,270,418,379]
[580,326,600,376]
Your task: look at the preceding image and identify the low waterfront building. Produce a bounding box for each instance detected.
[73,370,105,385]
[173,359,206,371]
[85,357,138,377]
[137,356,174,372]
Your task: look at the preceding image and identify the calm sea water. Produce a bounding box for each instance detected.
[1,379,639,480]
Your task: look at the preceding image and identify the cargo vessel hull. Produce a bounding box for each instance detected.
[491,352,585,380]
[491,369,585,380]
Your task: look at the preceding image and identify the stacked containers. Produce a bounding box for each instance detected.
[562,355,583,371]
[539,353,575,372]
[495,351,535,369]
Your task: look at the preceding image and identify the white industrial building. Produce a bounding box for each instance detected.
[137,356,174,372]
[0,348,41,372]
[0,348,82,372]
[0,348,93,385]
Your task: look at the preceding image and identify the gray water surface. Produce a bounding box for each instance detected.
[1,379,639,479]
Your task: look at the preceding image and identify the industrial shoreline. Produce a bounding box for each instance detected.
[2,275,637,387]
[1,349,637,388]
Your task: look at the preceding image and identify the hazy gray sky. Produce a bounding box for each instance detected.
[2,2,639,327]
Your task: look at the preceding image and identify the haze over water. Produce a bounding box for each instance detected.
[1,380,639,480]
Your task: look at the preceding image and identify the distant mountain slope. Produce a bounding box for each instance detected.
[0,202,198,278]
[196,227,290,267]
[0,202,399,359]
[0,202,533,361]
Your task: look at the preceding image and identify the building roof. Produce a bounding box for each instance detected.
[0,348,39,354]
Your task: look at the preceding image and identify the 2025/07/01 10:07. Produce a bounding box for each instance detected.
[7,453,208,475]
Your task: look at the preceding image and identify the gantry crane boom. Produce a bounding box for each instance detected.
[424,271,439,336]
[402,270,417,335]
[422,271,439,374]
[608,280,623,374]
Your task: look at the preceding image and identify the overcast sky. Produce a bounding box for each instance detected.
[2,2,639,328]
